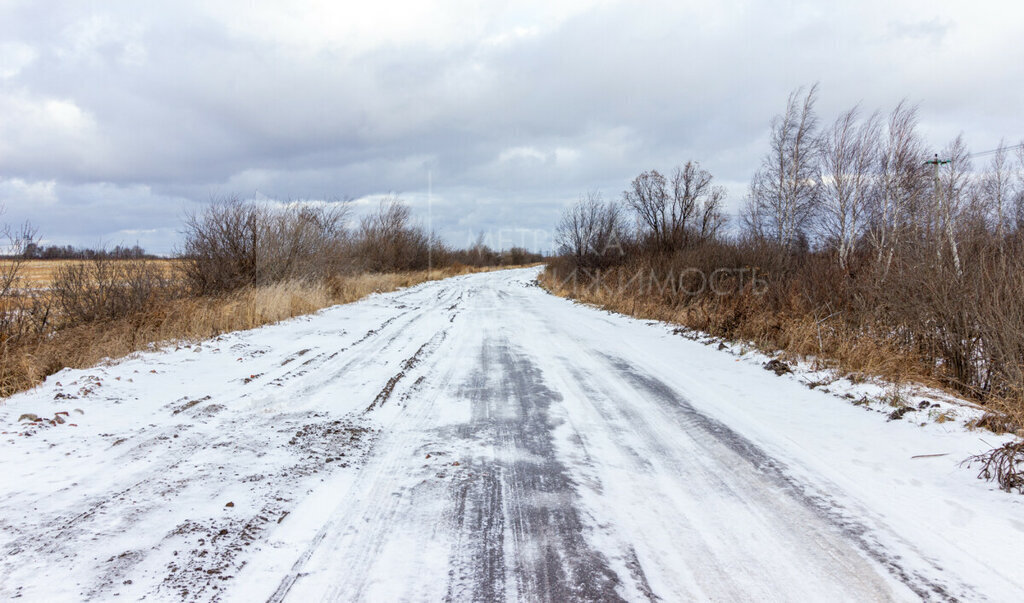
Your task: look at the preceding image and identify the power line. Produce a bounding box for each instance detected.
[967,142,1024,159]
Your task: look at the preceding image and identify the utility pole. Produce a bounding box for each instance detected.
[924,153,950,226]
[427,170,433,273]
[924,154,958,275]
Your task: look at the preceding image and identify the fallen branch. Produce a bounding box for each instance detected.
[962,441,1024,493]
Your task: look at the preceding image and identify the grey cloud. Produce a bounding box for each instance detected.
[1,1,1023,253]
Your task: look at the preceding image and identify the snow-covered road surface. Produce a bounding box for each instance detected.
[1,267,1022,601]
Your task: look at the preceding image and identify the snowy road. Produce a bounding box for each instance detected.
[1,267,1022,601]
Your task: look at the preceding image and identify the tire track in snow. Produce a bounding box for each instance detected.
[601,354,973,602]
[265,326,458,601]
[444,337,624,602]
[365,329,448,412]
[261,283,463,402]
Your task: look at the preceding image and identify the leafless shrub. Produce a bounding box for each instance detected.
[354,198,441,272]
[969,239,1024,403]
[182,198,351,293]
[0,218,46,345]
[963,442,1024,493]
[544,105,1024,413]
[1,220,37,298]
[543,84,1024,495]
[552,87,1024,430]
[51,257,174,325]
[182,199,269,293]
[263,202,352,277]
[504,247,538,265]
[2,194,532,398]
[2,266,492,398]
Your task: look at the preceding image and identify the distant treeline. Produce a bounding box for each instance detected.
[15,243,155,260]
[181,197,543,293]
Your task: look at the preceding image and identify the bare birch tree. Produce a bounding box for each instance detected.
[744,84,821,250]
[817,106,881,269]
[938,134,971,275]
[867,101,927,277]
[979,141,1013,250]
[1015,142,1024,230]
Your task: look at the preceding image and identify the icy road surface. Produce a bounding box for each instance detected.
[1,267,1022,601]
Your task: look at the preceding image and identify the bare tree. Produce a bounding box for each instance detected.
[697,184,727,242]
[1,216,38,300]
[623,170,670,250]
[978,141,1013,251]
[817,105,881,269]
[671,161,728,244]
[625,162,727,251]
[556,192,627,269]
[866,101,927,277]
[938,134,971,275]
[745,84,821,250]
[1,210,43,345]
[1015,142,1024,230]
[740,186,766,241]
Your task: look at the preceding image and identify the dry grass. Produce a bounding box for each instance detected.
[0,259,181,288]
[539,265,935,394]
[0,265,509,398]
[0,259,181,315]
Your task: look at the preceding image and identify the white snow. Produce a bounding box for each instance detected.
[1,267,1021,601]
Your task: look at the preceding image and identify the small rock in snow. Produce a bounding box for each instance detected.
[763,359,792,376]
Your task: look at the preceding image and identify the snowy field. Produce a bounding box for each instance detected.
[1,266,1021,601]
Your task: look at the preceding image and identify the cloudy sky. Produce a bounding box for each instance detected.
[1,0,1023,253]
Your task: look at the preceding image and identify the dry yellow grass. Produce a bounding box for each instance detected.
[0,259,181,288]
[538,267,928,388]
[0,265,514,398]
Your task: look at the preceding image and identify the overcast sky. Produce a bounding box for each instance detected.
[2,0,1023,253]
